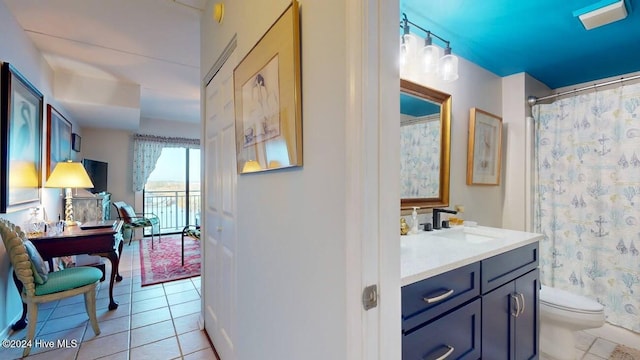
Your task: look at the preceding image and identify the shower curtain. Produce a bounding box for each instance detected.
[532,82,640,332]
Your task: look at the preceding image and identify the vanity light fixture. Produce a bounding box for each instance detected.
[400,13,459,82]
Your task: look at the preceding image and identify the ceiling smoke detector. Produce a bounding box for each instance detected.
[573,0,628,30]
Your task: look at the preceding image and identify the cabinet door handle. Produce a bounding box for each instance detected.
[511,293,521,317]
[423,345,454,360]
[519,293,526,315]
[422,289,454,304]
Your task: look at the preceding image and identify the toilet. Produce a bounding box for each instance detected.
[539,285,605,360]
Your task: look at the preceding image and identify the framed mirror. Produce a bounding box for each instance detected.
[400,79,451,210]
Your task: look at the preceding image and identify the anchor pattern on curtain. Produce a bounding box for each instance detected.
[533,82,640,332]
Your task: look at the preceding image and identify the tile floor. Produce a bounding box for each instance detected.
[541,324,640,360]
[0,240,217,360]
[4,238,639,360]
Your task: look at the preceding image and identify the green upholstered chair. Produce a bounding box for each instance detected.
[181,224,200,266]
[112,201,161,249]
[0,219,101,357]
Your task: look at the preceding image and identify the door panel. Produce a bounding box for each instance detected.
[515,269,539,360]
[203,50,237,359]
[482,281,514,360]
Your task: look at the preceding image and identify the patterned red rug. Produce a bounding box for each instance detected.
[139,234,201,286]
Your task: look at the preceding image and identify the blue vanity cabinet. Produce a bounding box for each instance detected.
[402,242,540,360]
[401,262,481,359]
[481,243,540,360]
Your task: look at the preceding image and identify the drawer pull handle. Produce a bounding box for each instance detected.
[423,345,454,360]
[423,289,454,304]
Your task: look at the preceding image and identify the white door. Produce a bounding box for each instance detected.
[203,50,237,360]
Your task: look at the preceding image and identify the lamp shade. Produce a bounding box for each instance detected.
[242,160,262,173]
[439,52,459,82]
[45,160,94,189]
[422,40,442,74]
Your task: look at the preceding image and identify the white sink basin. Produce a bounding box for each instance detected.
[433,227,502,243]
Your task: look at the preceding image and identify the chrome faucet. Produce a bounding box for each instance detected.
[432,208,458,230]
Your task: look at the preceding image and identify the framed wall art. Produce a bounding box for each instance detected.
[234,0,302,174]
[1,62,44,213]
[46,104,72,178]
[467,108,502,185]
[72,133,81,152]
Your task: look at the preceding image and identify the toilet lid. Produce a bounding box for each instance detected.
[540,285,604,313]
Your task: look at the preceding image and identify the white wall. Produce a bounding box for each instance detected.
[501,73,549,230]
[0,1,76,337]
[402,52,504,227]
[201,0,352,358]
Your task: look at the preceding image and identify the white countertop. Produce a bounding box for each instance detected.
[401,225,543,286]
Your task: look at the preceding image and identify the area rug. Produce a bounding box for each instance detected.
[139,234,201,286]
[610,345,640,360]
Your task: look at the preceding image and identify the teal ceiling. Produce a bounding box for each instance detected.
[400,93,440,116]
[401,0,640,88]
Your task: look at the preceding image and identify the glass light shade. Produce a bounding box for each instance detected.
[422,44,442,74]
[399,41,408,68]
[45,161,94,189]
[400,33,418,66]
[439,53,459,82]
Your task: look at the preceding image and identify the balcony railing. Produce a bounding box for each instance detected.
[143,190,201,234]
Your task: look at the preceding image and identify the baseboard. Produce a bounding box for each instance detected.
[0,313,25,340]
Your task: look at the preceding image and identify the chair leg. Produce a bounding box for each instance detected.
[22,302,38,357]
[128,227,134,246]
[84,286,101,336]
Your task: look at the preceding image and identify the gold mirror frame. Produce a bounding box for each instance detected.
[400,79,451,211]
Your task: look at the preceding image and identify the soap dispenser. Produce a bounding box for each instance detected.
[410,207,420,234]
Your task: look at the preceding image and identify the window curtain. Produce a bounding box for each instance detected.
[532,82,640,332]
[132,134,200,192]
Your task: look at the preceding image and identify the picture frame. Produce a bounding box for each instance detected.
[467,108,502,185]
[46,104,72,178]
[1,63,44,213]
[72,133,81,152]
[233,0,302,174]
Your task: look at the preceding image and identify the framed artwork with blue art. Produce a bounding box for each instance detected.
[0,62,44,213]
[46,104,72,178]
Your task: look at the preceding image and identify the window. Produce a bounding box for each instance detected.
[143,148,201,234]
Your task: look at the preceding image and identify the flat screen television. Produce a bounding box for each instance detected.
[82,159,108,194]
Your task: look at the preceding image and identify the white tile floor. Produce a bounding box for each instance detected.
[541,324,640,360]
[0,240,217,360]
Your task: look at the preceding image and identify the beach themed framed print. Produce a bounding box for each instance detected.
[467,108,502,185]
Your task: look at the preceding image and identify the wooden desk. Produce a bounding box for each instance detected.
[13,221,125,330]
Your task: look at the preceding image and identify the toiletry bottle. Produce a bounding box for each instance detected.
[411,207,419,234]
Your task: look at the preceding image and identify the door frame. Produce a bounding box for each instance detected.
[345,0,400,358]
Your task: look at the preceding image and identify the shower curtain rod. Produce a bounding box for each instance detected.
[527,73,640,106]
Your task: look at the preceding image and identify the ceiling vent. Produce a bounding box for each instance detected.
[573,0,628,30]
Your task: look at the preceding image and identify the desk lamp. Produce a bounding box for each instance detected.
[45,160,94,226]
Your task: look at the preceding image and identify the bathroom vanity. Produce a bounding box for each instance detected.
[401,226,543,359]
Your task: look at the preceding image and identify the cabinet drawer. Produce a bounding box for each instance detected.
[481,242,538,294]
[403,298,481,360]
[402,262,480,332]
